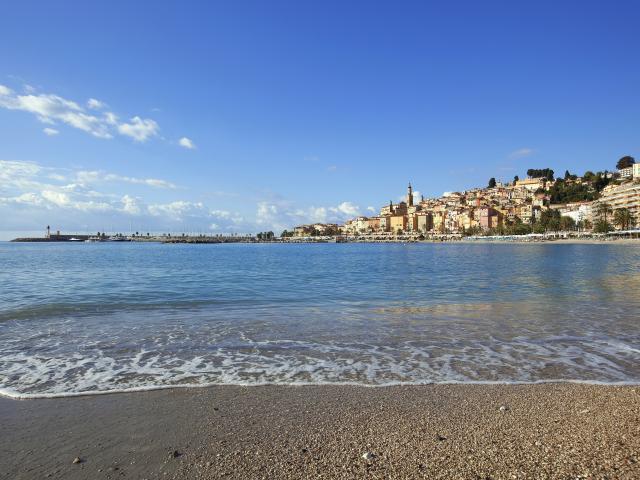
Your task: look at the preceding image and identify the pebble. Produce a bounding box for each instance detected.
[499,405,509,412]
[170,450,182,458]
[72,457,82,464]
[436,434,447,441]
[362,452,375,461]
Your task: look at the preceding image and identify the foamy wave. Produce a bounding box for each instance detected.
[2,335,640,399]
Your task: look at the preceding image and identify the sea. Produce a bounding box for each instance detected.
[1,241,639,398]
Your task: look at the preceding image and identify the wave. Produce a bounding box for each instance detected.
[2,334,639,400]
[2,378,639,400]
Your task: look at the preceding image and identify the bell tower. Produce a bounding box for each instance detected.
[407,183,413,207]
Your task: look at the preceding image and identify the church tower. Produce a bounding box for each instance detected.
[407,183,413,207]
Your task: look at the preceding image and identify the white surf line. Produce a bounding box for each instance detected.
[2,378,640,400]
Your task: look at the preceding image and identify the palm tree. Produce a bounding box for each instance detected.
[613,208,635,230]
[595,202,613,224]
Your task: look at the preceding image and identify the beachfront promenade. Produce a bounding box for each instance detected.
[11,230,640,244]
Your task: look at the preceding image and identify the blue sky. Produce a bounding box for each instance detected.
[1,0,639,238]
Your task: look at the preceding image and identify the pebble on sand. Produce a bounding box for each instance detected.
[72,457,82,464]
[362,452,375,461]
[499,405,509,412]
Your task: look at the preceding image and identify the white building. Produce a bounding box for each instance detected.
[617,163,639,179]
[558,202,593,224]
[618,166,633,179]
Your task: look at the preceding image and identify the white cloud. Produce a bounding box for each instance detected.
[256,198,362,232]
[330,201,360,217]
[43,127,59,136]
[121,195,142,215]
[87,98,105,110]
[509,148,534,159]
[0,159,364,235]
[0,160,248,232]
[41,190,71,207]
[179,137,196,150]
[118,116,159,142]
[104,112,118,125]
[76,170,176,189]
[0,84,163,143]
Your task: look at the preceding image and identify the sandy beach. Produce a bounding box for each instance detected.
[2,384,639,479]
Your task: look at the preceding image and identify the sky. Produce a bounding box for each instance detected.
[1,0,639,239]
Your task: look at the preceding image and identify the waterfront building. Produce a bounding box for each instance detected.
[598,183,640,227]
[389,215,407,234]
[552,202,593,224]
[366,217,381,232]
[416,212,433,233]
[477,207,502,230]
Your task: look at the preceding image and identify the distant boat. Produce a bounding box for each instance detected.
[69,237,83,242]
[108,236,127,242]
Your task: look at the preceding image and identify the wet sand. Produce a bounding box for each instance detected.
[1,384,639,479]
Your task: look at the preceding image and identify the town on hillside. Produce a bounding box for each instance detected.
[287,156,640,239]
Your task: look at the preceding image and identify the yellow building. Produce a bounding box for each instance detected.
[389,215,407,233]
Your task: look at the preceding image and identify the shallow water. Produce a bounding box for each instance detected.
[1,242,639,397]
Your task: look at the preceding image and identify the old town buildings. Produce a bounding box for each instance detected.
[293,167,640,237]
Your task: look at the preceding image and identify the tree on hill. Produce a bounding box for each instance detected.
[581,171,611,192]
[616,156,635,170]
[547,180,597,204]
[527,168,554,181]
[488,177,496,188]
[513,175,519,183]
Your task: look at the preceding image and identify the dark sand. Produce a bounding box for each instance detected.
[1,384,639,479]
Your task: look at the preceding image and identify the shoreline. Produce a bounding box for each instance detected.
[2,383,639,479]
[4,377,640,401]
[4,237,640,245]
[6,235,640,244]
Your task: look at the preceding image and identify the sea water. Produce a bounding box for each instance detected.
[1,241,639,398]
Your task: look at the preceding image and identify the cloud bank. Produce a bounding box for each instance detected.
[0,84,190,145]
[0,160,361,235]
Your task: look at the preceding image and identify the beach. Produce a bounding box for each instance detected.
[2,384,639,479]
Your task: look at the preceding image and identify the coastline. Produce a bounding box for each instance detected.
[7,234,640,244]
[2,384,639,479]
